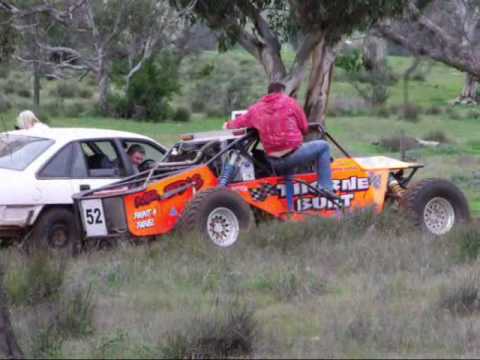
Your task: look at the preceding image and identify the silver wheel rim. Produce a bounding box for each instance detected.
[423,197,455,235]
[206,207,240,247]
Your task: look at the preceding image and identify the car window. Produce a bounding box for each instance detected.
[0,134,54,171]
[38,143,74,178]
[122,140,166,162]
[80,140,124,178]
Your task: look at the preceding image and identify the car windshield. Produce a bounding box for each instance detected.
[0,134,54,171]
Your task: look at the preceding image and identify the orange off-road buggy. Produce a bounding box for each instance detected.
[74,125,470,247]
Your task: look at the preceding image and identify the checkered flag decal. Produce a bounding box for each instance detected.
[249,184,280,201]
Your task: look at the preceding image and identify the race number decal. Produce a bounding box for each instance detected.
[81,199,108,237]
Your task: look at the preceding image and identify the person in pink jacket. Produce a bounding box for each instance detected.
[225,83,334,197]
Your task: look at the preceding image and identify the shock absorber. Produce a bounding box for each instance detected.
[219,151,240,187]
[389,176,405,198]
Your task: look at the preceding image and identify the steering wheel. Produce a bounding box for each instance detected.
[138,159,157,172]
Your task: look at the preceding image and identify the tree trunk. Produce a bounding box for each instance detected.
[304,38,337,126]
[460,73,478,101]
[0,267,23,359]
[32,61,40,113]
[257,45,287,84]
[362,32,387,74]
[97,53,110,114]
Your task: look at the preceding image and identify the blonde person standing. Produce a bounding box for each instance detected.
[16,111,49,130]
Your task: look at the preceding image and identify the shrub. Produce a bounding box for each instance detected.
[17,88,31,98]
[445,107,462,120]
[399,104,421,123]
[31,284,95,358]
[329,97,370,117]
[64,102,87,117]
[126,53,181,121]
[425,106,443,115]
[437,273,480,315]
[0,94,11,113]
[53,81,77,98]
[108,94,131,119]
[372,107,391,118]
[377,135,420,152]
[456,226,480,262]
[423,130,451,144]
[3,79,16,94]
[41,101,64,118]
[5,251,65,306]
[78,87,93,99]
[0,67,8,79]
[160,300,258,358]
[173,107,191,122]
[466,110,480,120]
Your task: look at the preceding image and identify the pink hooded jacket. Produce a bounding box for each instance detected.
[226,93,308,156]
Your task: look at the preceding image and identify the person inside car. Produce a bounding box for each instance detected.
[127,144,146,173]
[224,82,335,198]
[16,110,49,130]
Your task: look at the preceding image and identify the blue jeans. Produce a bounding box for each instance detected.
[269,140,333,191]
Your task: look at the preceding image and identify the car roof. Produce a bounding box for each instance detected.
[4,127,152,142]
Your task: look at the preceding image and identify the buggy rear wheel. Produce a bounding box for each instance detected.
[401,178,470,236]
[178,188,254,247]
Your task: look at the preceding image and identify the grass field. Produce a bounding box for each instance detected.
[1,51,480,358]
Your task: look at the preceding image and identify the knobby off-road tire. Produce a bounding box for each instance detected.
[401,178,470,236]
[30,207,81,255]
[178,188,254,247]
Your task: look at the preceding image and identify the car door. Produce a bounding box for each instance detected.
[70,139,127,194]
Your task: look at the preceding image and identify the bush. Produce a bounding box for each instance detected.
[0,94,11,113]
[372,107,391,118]
[17,88,31,98]
[78,87,93,99]
[108,94,131,119]
[377,135,420,152]
[161,300,258,358]
[53,81,78,98]
[173,107,191,122]
[445,107,462,120]
[3,79,16,94]
[125,53,181,121]
[328,97,370,117]
[31,285,95,358]
[456,226,480,262]
[5,251,65,306]
[425,106,443,115]
[423,130,451,144]
[399,104,421,123]
[64,102,87,117]
[437,273,480,315]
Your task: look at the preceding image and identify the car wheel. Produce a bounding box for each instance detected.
[400,178,470,236]
[31,208,80,254]
[178,188,254,247]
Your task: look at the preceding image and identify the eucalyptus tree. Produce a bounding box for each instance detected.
[171,0,407,125]
[378,0,480,103]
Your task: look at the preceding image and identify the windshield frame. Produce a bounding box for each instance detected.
[0,134,55,171]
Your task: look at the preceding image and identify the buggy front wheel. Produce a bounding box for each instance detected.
[178,188,254,247]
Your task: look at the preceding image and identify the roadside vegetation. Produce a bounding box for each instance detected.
[1,211,479,358]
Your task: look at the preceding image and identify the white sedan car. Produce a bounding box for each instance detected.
[0,127,167,250]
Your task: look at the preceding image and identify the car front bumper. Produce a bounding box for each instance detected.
[0,205,43,234]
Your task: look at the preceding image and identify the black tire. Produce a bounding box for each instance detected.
[178,187,254,247]
[30,208,80,254]
[400,178,470,236]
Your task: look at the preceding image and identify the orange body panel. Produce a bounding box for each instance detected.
[124,158,390,237]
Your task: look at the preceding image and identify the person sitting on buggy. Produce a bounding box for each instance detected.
[224,82,337,202]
